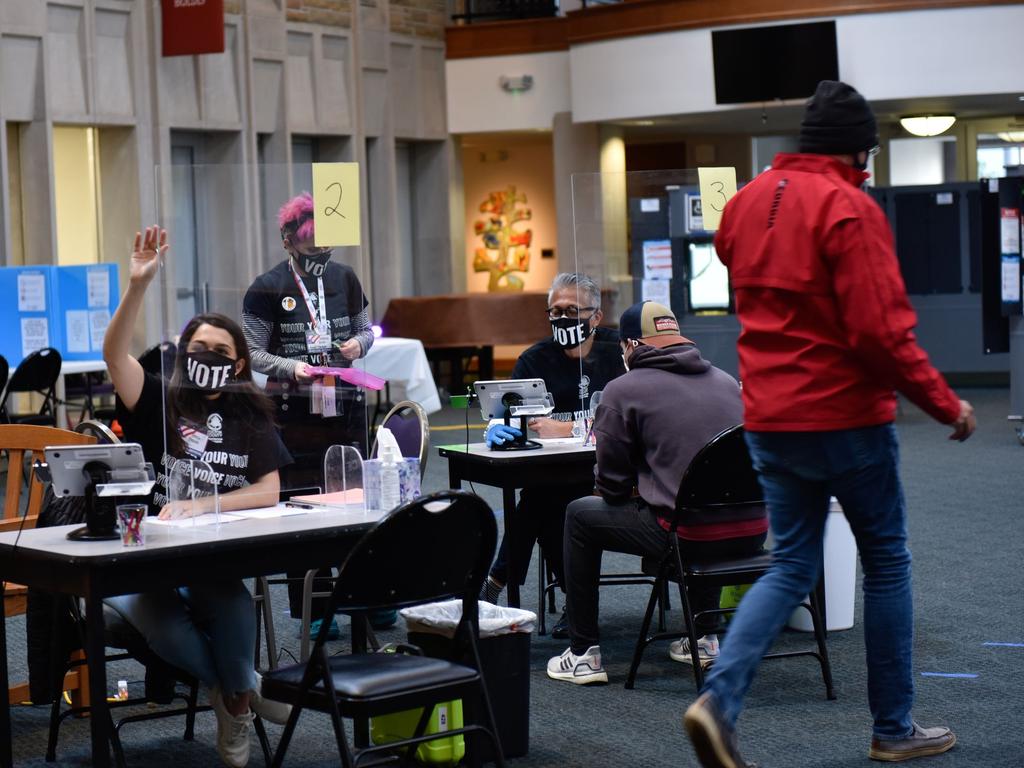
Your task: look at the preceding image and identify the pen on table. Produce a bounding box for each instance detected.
[284,501,316,510]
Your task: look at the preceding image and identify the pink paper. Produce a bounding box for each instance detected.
[308,366,386,391]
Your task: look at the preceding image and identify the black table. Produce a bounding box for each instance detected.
[439,440,596,609]
[0,508,383,768]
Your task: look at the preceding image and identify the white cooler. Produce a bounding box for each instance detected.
[788,498,857,632]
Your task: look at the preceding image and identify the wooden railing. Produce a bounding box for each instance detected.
[447,0,1020,58]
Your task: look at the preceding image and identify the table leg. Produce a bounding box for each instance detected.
[0,597,12,768]
[502,486,520,608]
[55,373,68,429]
[85,590,111,767]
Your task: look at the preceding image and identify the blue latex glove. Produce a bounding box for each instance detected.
[485,423,522,448]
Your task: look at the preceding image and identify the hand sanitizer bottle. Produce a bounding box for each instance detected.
[379,443,402,512]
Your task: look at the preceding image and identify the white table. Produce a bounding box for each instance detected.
[55,359,108,428]
[362,337,441,414]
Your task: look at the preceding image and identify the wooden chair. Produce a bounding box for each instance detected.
[2,424,96,705]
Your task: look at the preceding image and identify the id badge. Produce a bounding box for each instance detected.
[178,419,209,459]
[304,321,333,354]
[321,375,337,418]
[310,379,323,415]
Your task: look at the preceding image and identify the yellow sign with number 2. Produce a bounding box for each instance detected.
[697,166,738,231]
[312,162,361,247]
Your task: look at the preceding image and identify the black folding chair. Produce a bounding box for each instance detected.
[0,348,62,426]
[262,489,506,768]
[624,425,836,699]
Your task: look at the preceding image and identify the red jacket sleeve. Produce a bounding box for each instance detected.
[823,205,961,424]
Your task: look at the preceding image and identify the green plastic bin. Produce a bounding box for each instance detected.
[371,700,465,766]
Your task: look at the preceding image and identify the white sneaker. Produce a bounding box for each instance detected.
[210,688,253,768]
[250,672,292,725]
[669,634,720,666]
[546,646,608,685]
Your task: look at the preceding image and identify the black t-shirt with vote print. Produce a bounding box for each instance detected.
[242,260,369,368]
[116,373,292,514]
[511,326,625,422]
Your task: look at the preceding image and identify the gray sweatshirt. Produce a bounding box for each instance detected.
[593,343,743,516]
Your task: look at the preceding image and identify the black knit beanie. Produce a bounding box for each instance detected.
[799,80,878,155]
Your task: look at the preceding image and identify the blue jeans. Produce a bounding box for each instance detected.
[106,580,258,696]
[703,424,915,740]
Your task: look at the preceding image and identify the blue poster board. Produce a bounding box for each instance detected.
[0,264,120,368]
[50,264,120,362]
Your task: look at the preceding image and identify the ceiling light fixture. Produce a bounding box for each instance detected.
[997,131,1024,143]
[899,115,956,137]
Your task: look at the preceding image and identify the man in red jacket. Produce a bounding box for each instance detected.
[683,80,975,768]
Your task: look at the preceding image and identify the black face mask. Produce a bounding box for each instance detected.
[184,350,237,392]
[550,317,594,350]
[295,251,331,277]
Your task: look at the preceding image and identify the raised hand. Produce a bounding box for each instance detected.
[130,226,168,287]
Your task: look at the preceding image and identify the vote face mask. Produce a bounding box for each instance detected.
[550,317,594,350]
[295,250,332,277]
[184,350,237,392]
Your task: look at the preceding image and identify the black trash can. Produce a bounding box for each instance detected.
[408,628,531,763]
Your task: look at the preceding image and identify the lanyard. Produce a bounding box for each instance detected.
[289,261,328,328]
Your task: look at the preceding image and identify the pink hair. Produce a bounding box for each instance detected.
[278,192,315,241]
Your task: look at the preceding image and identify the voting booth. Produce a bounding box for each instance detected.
[0,264,119,367]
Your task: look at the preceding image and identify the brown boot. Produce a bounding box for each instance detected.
[869,723,956,762]
[683,692,758,768]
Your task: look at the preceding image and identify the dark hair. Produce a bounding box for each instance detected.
[166,313,277,455]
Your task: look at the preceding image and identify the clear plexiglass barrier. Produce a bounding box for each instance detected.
[570,168,750,384]
[102,162,377,522]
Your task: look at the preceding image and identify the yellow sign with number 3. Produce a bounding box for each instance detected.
[697,167,738,231]
[312,162,361,247]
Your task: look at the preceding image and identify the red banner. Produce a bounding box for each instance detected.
[161,0,225,58]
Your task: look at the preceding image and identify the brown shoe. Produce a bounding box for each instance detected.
[869,723,956,762]
[683,692,758,768]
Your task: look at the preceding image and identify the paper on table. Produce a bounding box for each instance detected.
[291,489,365,507]
[231,505,309,519]
[146,512,244,527]
[307,366,386,391]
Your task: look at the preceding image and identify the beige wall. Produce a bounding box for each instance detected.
[461,137,559,295]
[52,126,100,265]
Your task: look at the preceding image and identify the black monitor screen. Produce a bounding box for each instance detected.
[712,21,838,104]
[688,242,730,311]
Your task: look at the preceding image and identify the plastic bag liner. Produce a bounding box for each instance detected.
[401,600,536,638]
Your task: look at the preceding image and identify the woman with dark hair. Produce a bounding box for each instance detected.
[102,226,292,768]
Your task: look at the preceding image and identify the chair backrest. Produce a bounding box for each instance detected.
[674,425,765,526]
[74,419,120,445]
[0,425,96,527]
[327,490,496,615]
[0,355,9,399]
[371,400,429,478]
[138,342,177,379]
[1,348,63,414]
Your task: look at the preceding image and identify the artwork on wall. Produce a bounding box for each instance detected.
[473,186,532,292]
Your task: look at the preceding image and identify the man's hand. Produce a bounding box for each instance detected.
[527,417,573,438]
[338,339,362,360]
[130,226,167,288]
[948,399,976,442]
[294,362,315,382]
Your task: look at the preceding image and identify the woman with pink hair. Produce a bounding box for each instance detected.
[242,192,373,637]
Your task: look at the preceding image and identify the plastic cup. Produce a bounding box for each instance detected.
[116,504,147,547]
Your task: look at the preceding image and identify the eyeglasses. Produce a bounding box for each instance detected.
[868,145,881,157]
[547,305,597,320]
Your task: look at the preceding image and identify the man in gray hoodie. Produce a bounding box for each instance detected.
[547,301,768,685]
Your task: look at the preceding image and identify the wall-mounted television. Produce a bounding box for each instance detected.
[712,21,838,105]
